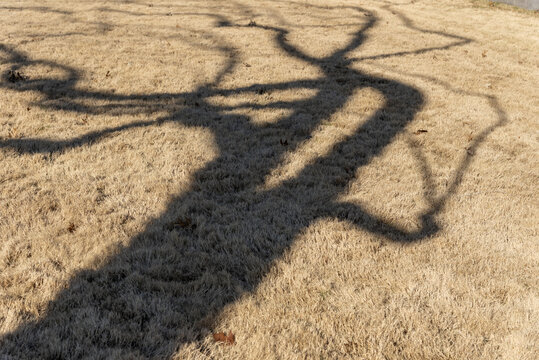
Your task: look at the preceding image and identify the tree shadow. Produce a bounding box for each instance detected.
[0,1,502,358]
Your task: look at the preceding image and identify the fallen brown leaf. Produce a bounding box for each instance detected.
[7,70,27,83]
[213,332,226,342]
[67,223,77,233]
[213,331,235,345]
[169,217,196,230]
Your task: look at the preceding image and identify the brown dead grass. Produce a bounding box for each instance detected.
[0,0,538,359]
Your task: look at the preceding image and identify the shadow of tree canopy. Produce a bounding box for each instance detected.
[0,1,507,358]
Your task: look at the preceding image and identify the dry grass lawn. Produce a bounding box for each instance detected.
[0,0,538,359]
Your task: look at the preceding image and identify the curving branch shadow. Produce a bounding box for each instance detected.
[0,1,502,358]
[362,60,509,219]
